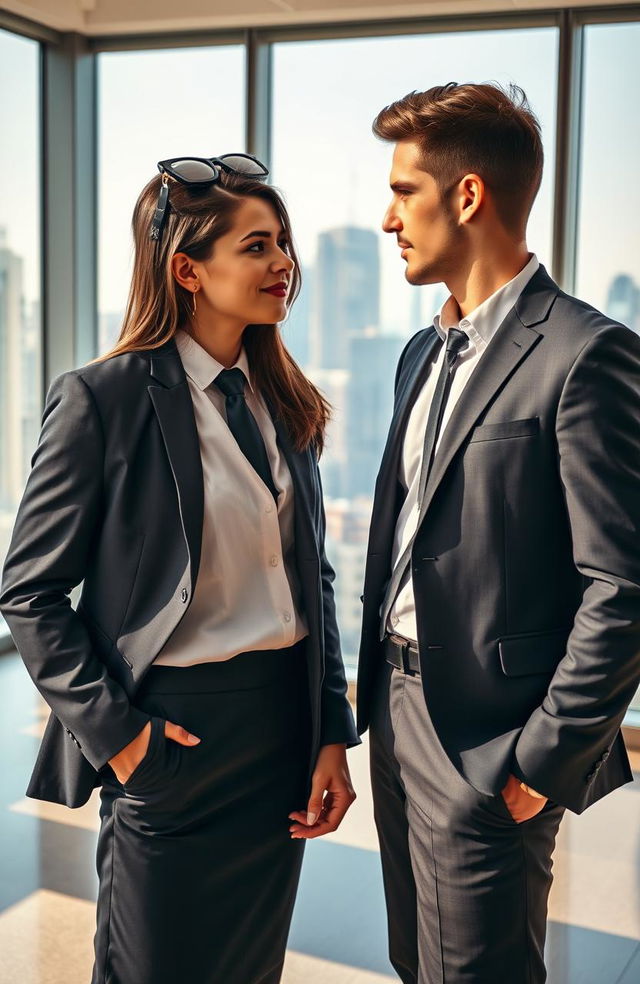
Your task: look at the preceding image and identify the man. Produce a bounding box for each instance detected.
[356,82,640,984]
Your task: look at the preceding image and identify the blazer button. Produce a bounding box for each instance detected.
[180,588,188,603]
[601,750,610,762]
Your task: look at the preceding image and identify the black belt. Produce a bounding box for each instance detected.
[384,634,421,676]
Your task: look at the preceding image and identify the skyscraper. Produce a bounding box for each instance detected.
[606,273,640,335]
[306,366,350,499]
[0,227,25,511]
[346,329,405,497]
[311,226,380,370]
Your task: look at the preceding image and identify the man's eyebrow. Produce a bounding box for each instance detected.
[390,180,418,192]
[239,228,286,242]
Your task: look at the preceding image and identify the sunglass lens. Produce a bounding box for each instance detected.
[171,159,218,182]
[217,154,268,176]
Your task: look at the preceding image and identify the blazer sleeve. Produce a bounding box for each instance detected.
[314,460,360,748]
[0,371,150,770]
[513,323,640,808]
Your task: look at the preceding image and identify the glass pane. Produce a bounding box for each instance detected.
[272,30,559,673]
[576,23,640,335]
[98,45,246,353]
[576,24,640,718]
[0,30,42,637]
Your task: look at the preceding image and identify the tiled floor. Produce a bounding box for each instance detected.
[1,650,639,984]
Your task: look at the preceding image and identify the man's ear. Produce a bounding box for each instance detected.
[456,173,485,225]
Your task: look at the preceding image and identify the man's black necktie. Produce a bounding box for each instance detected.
[379,327,469,639]
[213,368,279,501]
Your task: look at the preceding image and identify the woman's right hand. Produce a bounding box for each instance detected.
[108,720,201,784]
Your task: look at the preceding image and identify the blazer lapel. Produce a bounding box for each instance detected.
[367,328,440,554]
[147,341,204,592]
[379,328,441,479]
[417,266,558,527]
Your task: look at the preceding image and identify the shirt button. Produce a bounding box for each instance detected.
[180,588,188,603]
[392,615,399,626]
[283,612,292,623]
[270,555,279,567]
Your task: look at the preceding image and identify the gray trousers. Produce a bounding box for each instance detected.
[369,662,565,984]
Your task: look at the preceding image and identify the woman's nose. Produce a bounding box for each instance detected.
[274,251,294,273]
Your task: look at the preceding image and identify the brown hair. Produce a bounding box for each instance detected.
[98,170,329,453]
[373,82,543,233]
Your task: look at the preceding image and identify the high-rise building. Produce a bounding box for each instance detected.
[606,274,640,335]
[324,496,372,673]
[346,329,405,497]
[311,226,380,369]
[0,228,25,510]
[307,367,350,499]
[21,297,41,483]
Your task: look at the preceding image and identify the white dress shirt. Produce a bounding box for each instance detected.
[155,329,308,666]
[387,254,540,642]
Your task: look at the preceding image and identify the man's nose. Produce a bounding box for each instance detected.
[382,205,401,234]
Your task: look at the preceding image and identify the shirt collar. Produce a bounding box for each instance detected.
[175,329,254,393]
[434,253,540,350]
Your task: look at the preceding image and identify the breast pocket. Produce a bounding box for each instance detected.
[469,417,540,443]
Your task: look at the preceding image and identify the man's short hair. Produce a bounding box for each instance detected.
[373,82,544,233]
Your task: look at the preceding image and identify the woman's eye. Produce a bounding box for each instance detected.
[278,240,290,253]
[247,241,264,253]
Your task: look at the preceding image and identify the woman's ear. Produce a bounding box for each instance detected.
[171,252,199,292]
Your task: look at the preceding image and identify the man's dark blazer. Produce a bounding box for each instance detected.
[357,265,640,815]
[0,339,358,808]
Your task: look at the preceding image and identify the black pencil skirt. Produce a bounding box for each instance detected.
[91,641,311,984]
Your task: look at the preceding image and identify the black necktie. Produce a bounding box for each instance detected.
[213,368,279,501]
[379,327,469,639]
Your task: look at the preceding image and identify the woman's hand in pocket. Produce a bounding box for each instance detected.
[288,743,356,839]
[109,719,200,785]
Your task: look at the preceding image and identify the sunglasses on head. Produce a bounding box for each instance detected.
[150,153,270,241]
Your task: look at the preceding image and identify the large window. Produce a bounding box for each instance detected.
[575,23,640,334]
[98,45,246,352]
[0,29,42,638]
[272,28,559,672]
[575,22,640,718]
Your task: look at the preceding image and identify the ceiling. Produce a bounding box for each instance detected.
[3,0,635,37]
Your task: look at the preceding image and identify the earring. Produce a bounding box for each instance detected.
[192,287,198,319]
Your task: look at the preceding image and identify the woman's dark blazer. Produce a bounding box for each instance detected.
[0,339,359,808]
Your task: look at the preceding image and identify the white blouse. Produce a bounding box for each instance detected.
[154,329,308,666]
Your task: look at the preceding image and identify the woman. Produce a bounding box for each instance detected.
[0,153,359,984]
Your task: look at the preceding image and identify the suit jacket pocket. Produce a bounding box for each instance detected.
[499,628,570,677]
[469,417,540,443]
